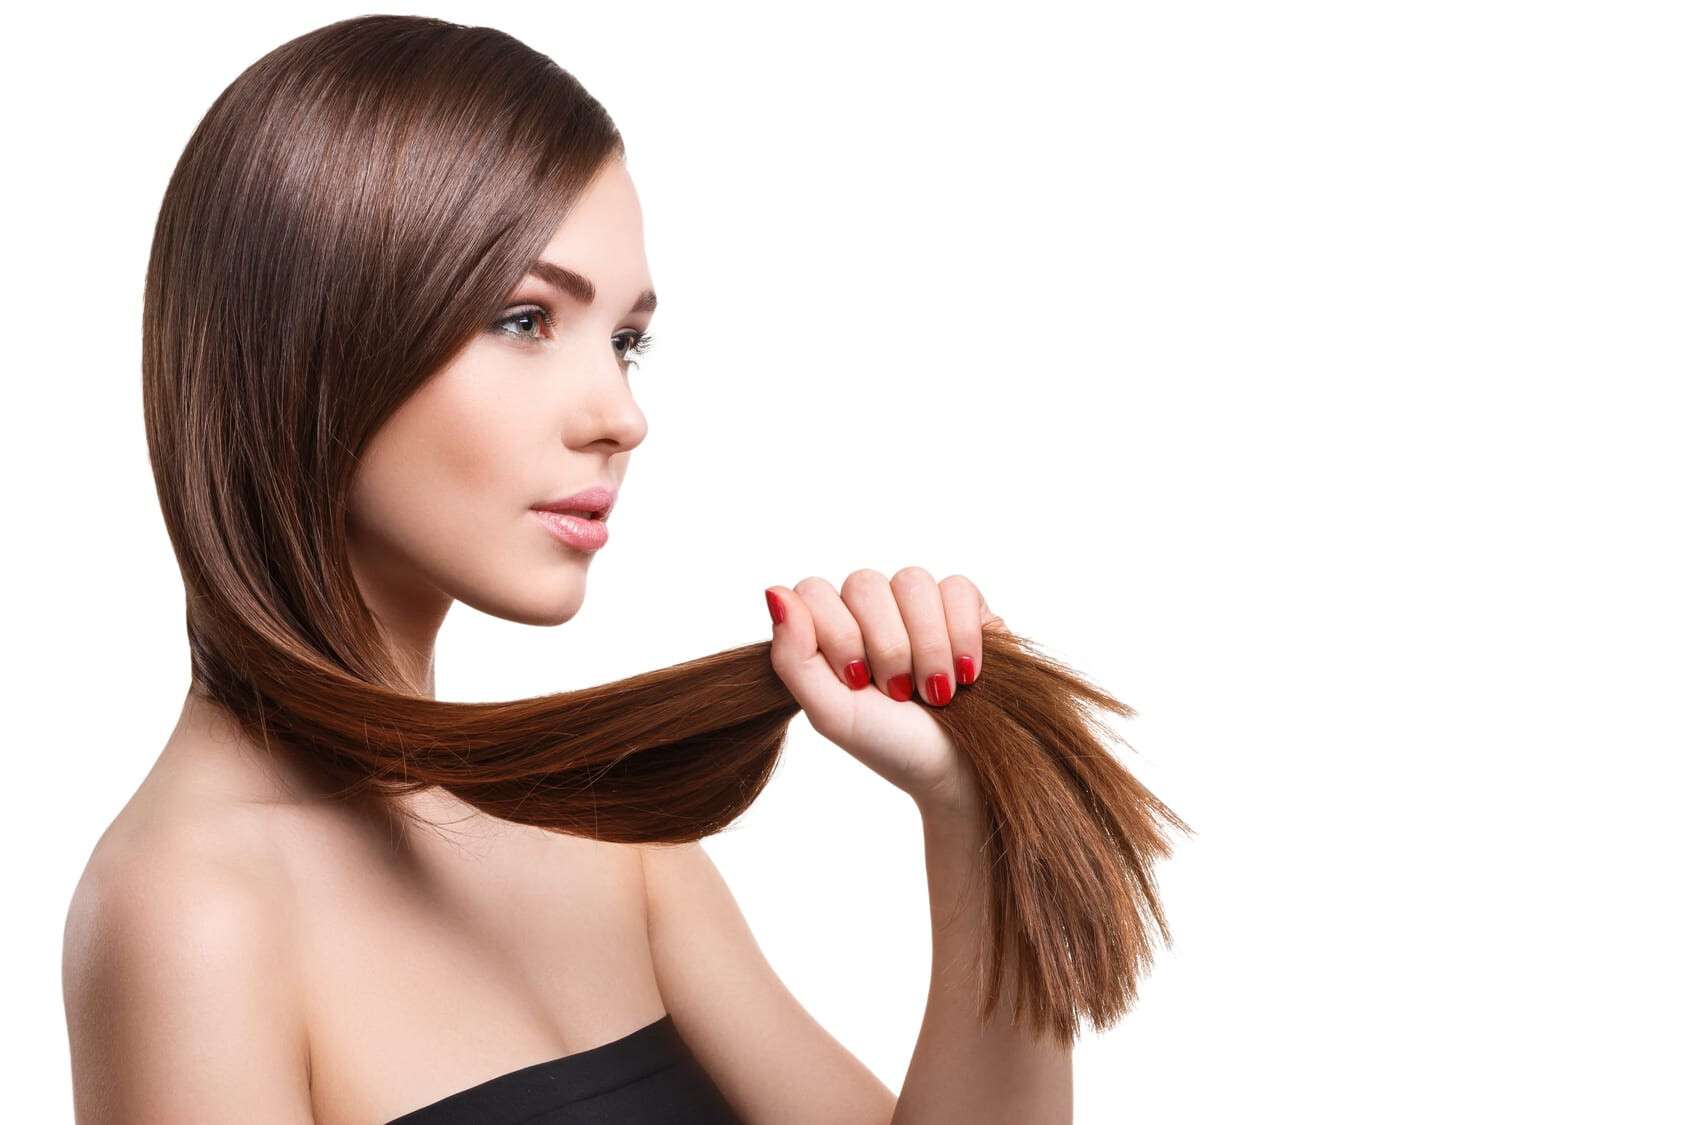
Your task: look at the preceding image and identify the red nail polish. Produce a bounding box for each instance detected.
[927,672,952,705]
[844,660,870,689]
[887,672,914,701]
[955,655,976,685]
[765,588,785,624]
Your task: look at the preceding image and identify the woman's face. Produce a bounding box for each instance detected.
[347,159,654,635]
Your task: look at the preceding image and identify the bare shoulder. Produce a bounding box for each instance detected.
[63,791,313,1122]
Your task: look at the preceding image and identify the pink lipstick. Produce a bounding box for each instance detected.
[532,484,616,552]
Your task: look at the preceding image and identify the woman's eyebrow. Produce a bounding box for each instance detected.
[525,258,658,315]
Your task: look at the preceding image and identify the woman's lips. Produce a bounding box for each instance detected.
[533,508,609,552]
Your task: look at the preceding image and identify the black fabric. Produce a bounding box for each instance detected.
[383,1014,742,1124]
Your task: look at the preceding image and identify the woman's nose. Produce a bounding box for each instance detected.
[566,359,648,452]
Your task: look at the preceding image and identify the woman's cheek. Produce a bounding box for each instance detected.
[413,361,534,500]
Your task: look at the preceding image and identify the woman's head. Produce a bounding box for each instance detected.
[144,14,633,693]
[346,157,654,647]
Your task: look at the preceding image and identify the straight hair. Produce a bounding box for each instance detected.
[142,13,1190,1048]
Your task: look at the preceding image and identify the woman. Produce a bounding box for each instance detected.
[61,15,1182,1124]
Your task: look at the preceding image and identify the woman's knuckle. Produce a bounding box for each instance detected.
[842,568,886,594]
[914,637,951,662]
[939,573,974,595]
[874,638,911,665]
[891,565,932,591]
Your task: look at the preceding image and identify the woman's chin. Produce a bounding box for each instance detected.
[524,590,587,628]
[460,578,587,628]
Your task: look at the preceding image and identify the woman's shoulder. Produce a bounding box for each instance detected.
[64,800,297,998]
[70,686,401,916]
[63,689,361,1006]
[62,734,316,1119]
[63,732,306,1005]
[63,689,650,999]
[69,710,308,918]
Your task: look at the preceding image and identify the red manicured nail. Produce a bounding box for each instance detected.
[955,655,976,685]
[765,588,785,624]
[926,672,953,705]
[887,672,914,701]
[844,660,870,689]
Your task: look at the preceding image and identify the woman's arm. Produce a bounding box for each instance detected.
[641,771,1075,1125]
[640,839,899,1124]
[891,772,1074,1125]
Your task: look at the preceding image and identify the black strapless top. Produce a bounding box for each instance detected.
[383,1014,741,1124]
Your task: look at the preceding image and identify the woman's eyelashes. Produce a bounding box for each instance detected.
[491,304,554,343]
[619,329,654,370]
[490,305,654,368]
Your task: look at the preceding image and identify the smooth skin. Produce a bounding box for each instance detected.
[62,154,1070,1124]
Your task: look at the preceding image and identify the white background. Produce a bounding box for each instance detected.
[4,3,1684,1121]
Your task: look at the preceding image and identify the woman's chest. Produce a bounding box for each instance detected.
[289,825,665,1124]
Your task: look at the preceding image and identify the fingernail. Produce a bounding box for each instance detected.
[955,655,976,685]
[926,672,953,705]
[887,672,914,701]
[765,588,785,625]
[844,660,870,689]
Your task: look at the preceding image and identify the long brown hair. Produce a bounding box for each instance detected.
[143,14,1190,1048]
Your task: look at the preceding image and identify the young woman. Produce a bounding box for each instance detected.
[61,15,1178,1124]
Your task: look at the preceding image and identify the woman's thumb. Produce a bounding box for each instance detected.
[763,586,847,732]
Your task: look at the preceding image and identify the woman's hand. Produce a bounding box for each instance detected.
[763,567,1005,813]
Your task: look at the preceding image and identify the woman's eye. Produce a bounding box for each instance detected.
[615,330,655,369]
[491,306,552,343]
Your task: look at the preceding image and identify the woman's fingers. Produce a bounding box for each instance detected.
[781,567,992,709]
[763,584,823,690]
[792,576,871,690]
[889,566,956,706]
[939,573,984,686]
[839,568,916,701]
